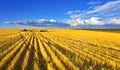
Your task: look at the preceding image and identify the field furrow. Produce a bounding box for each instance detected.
[0,29,120,70]
[0,39,25,70]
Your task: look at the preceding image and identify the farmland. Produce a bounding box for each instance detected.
[0,29,120,70]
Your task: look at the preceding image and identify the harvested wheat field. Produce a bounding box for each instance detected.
[0,29,120,70]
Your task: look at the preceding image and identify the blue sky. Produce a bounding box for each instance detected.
[0,0,120,28]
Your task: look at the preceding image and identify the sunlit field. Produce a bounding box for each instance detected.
[0,29,120,70]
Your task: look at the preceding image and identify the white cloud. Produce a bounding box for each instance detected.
[4,20,29,25]
[108,18,120,24]
[67,17,104,27]
[66,0,120,28]
[36,19,47,23]
[67,17,120,27]
[4,21,11,24]
[38,19,47,21]
[67,18,84,27]
[87,0,120,14]
[49,19,56,22]
[67,0,120,16]
[88,1,102,5]
[66,10,87,19]
[67,0,120,19]
[66,10,81,15]
[87,17,104,25]
[36,19,57,23]
[69,14,82,19]
[3,19,70,27]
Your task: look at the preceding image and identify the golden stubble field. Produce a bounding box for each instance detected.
[0,28,120,70]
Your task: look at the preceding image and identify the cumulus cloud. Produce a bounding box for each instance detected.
[67,17,120,27]
[108,18,120,24]
[35,19,56,23]
[66,0,120,28]
[49,19,56,22]
[86,17,104,25]
[67,17,104,27]
[4,19,70,27]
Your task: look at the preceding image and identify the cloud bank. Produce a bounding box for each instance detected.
[4,19,70,28]
[67,17,104,27]
[66,0,120,28]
